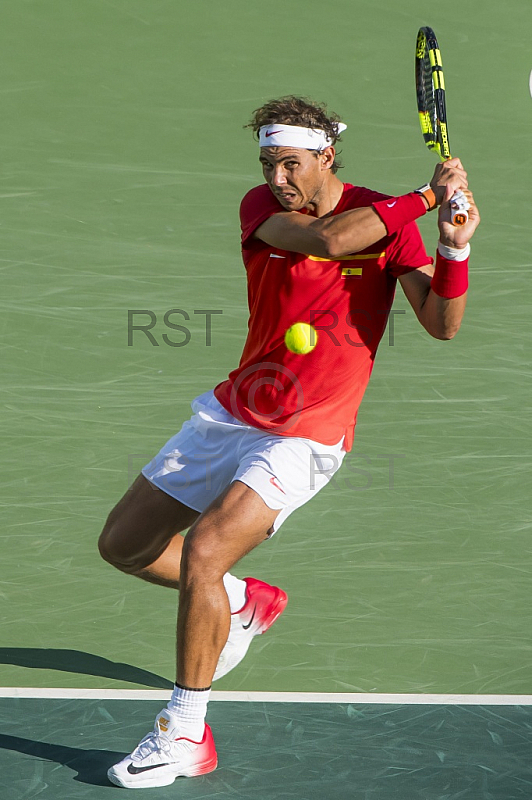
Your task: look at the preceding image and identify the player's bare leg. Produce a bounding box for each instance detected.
[176,479,280,687]
[107,480,284,789]
[137,537,186,589]
[99,475,288,681]
[98,473,199,588]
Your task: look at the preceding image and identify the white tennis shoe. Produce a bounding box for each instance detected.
[107,578,287,786]
[214,577,288,681]
[107,708,217,789]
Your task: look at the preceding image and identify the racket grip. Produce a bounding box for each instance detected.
[450,191,469,227]
[452,208,468,226]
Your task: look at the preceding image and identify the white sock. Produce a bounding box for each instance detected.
[167,684,210,742]
[223,573,248,614]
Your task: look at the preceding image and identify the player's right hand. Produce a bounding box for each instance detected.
[430,158,468,206]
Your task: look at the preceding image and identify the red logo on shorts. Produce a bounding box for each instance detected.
[270,476,286,494]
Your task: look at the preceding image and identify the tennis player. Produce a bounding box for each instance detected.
[100,95,480,788]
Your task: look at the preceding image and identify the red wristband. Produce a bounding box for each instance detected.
[431,252,469,298]
[372,193,427,235]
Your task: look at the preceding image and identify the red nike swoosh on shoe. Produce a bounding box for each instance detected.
[270,476,286,494]
[265,130,283,137]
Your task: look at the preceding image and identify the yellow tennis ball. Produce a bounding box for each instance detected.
[284,322,318,355]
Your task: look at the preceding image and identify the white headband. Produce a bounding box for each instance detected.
[258,122,347,150]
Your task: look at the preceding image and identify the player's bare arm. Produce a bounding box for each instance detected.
[255,152,468,259]
[255,205,388,259]
[399,188,480,340]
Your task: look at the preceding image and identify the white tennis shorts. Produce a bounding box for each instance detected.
[142,390,346,533]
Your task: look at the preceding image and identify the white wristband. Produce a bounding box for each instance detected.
[437,242,470,261]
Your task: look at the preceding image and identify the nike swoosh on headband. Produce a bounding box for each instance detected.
[259,122,347,150]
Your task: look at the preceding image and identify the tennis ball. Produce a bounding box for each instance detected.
[284,322,318,355]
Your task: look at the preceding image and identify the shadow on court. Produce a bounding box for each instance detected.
[0,648,173,688]
[0,733,123,787]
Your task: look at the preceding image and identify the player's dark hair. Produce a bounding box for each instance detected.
[246,95,344,173]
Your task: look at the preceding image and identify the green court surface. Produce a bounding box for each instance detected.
[1,698,531,799]
[2,0,531,797]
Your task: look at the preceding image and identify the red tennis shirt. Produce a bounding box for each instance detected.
[214,183,432,451]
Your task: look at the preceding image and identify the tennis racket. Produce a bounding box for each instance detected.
[415,26,468,226]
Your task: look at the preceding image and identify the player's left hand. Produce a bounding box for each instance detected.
[438,187,480,248]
